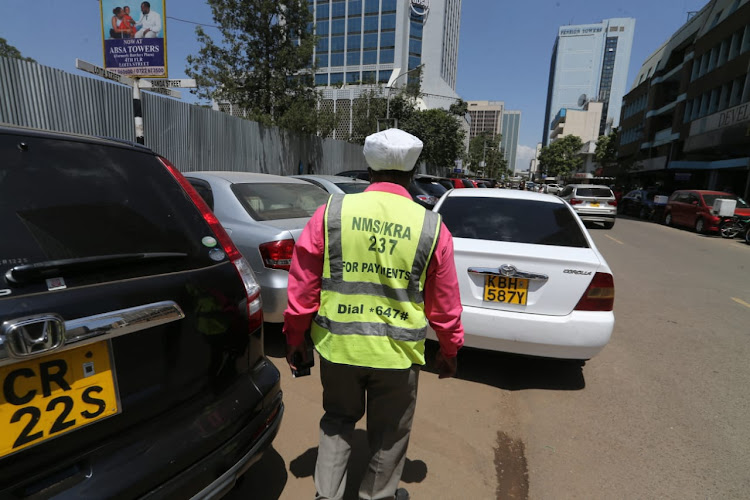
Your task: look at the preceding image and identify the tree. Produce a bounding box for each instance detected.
[0,37,35,62]
[400,109,465,171]
[538,135,583,179]
[186,0,316,129]
[350,88,387,143]
[468,131,508,179]
[595,128,619,169]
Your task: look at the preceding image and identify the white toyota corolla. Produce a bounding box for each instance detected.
[429,188,615,360]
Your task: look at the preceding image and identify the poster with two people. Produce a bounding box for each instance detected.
[101,0,167,77]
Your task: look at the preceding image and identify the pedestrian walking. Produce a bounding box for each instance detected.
[283,128,465,500]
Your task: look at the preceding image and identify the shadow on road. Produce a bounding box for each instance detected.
[226,446,288,499]
[423,341,585,391]
[290,430,428,500]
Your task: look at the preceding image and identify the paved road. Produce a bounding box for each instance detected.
[229,216,750,499]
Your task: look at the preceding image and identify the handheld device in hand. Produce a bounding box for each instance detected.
[292,344,315,377]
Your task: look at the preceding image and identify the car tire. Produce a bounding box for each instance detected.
[603,220,615,229]
[744,226,750,245]
[695,218,705,234]
[665,212,673,226]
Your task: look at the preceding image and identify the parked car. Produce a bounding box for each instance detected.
[664,190,750,234]
[335,169,370,181]
[544,183,562,195]
[559,184,618,229]
[410,174,449,208]
[430,188,615,360]
[447,178,477,189]
[293,174,370,194]
[0,126,283,498]
[185,172,330,323]
[619,189,658,219]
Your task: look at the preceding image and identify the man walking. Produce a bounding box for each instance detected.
[284,129,464,500]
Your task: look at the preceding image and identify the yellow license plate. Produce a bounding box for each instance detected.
[0,341,119,458]
[483,275,529,305]
[589,202,600,207]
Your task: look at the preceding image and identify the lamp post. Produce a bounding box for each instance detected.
[380,65,424,131]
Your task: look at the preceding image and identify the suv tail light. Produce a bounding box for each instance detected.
[416,194,438,206]
[575,272,615,311]
[259,239,295,270]
[159,157,263,331]
[570,198,583,205]
[608,200,618,206]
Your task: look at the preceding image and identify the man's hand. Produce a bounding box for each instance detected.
[286,342,307,372]
[435,350,457,379]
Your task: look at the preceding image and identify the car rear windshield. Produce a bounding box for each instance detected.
[438,197,589,248]
[575,187,613,198]
[702,194,749,208]
[0,134,217,290]
[336,182,369,194]
[232,183,330,220]
[415,179,448,197]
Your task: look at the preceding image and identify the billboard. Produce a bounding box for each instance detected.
[100,0,167,78]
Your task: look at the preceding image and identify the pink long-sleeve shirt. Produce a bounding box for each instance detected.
[282,182,464,358]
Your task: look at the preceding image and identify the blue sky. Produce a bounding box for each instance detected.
[4,0,708,169]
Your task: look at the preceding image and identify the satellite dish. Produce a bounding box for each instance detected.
[577,94,588,107]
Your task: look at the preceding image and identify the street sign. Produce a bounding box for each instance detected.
[138,79,196,89]
[143,87,182,98]
[76,59,134,86]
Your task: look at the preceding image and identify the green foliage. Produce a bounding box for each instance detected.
[350,88,388,143]
[468,131,508,179]
[538,135,584,179]
[186,0,317,130]
[595,128,619,167]
[449,99,468,116]
[400,108,466,170]
[0,38,35,62]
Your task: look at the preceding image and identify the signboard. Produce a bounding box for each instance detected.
[76,59,134,86]
[690,101,750,136]
[100,0,167,78]
[410,0,430,17]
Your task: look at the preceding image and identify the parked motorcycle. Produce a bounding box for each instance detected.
[719,215,750,239]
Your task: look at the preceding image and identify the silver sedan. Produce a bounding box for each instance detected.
[292,174,370,194]
[185,172,331,323]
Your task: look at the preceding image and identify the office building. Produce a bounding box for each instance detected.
[310,0,463,139]
[467,100,504,138]
[618,0,750,198]
[542,17,636,146]
[501,110,521,172]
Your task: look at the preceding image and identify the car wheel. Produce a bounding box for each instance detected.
[603,220,615,229]
[664,212,673,226]
[744,226,750,245]
[695,218,705,234]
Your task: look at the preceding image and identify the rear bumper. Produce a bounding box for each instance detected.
[575,210,617,223]
[429,306,614,360]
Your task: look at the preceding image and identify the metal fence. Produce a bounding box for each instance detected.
[0,56,368,175]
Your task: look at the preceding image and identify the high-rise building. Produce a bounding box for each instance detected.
[542,18,635,146]
[501,110,521,172]
[467,100,504,139]
[310,0,463,139]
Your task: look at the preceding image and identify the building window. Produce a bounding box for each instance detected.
[315,74,328,86]
[330,52,344,66]
[729,76,744,107]
[379,70,392,83]
[347,50,361,65]
[742,25,750,54]
[332,19,346,34]
[316,53,329,67]
[409,20,423,38]
[379,48,394,64]
[365,0,379,14]
[348,16,361,33]
[710,10,723,28]
[363,49,377,64]
[707,46,719,72]
[409,38,422,55]
[708,87,720,114]
[317,21,330,36]
[316,36,329,51]
[331,1,346,18]
[347,34,361,49]
[408,55,420,70]
[380,13,396,31]
[382,0,396,12]
[330,72,344,84]
[347,71,360,83]
[719,82,731,111]
[348,0,362,16]
[729,29,742,61]
[718,39,730,67]
[364,14,379,32]
[380,32,395,48]
[683,100,693,123]
[363,33,378,49]
[316,3,330,20]
[362,70,376,83]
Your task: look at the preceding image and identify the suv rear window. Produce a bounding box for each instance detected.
[575,187,613,198]
[438,197,589,248]
[232,183,330,220]
[1,134,217,292]
[702,194,749,208]
[415,179,448,197]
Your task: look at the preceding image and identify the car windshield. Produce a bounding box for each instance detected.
[438,197,589,248]
[575,187,613,198]
[231,182,330,220]
[702,194,749,208]
[416,180,448,197]
[335,182,369,194]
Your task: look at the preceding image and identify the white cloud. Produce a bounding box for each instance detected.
[515,144,537,172]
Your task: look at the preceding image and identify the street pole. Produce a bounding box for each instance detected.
[133,77,144,145]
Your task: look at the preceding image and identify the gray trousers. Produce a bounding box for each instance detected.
[314,356,420,500]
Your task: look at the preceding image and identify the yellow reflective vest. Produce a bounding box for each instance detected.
[312,191,441,369]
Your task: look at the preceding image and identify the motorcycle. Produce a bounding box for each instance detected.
[718,214,750,239]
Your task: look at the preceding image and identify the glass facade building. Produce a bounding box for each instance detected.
[542,18,635,146]
[501,110,521,173]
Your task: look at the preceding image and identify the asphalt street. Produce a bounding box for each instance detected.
[228,216,750,499]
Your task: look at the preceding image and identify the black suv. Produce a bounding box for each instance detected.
[0,126,283,498]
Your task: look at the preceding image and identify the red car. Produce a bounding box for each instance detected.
[664,190,750,233]
[447,178,477,188]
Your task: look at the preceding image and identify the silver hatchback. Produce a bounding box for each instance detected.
[559,184,617,229]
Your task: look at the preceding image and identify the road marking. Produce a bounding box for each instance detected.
[605,235,624,245]
[731,297,750,309]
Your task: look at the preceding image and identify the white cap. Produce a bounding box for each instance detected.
[363,128,423,172]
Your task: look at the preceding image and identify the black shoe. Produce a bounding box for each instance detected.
[395,488,410,500]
